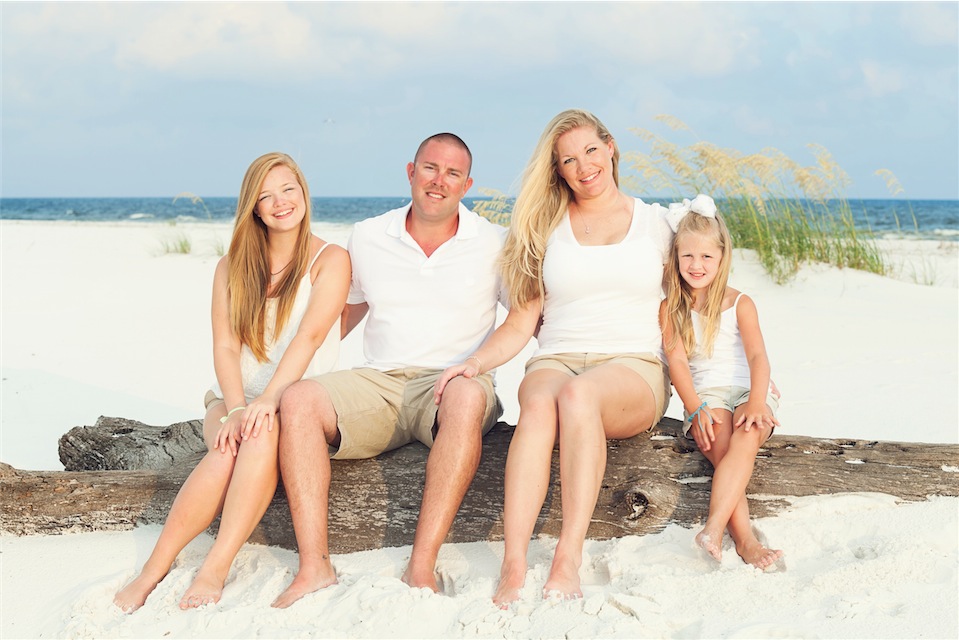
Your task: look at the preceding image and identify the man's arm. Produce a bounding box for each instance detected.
[340,302,369,339]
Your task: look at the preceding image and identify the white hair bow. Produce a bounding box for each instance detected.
[665,194,717,232]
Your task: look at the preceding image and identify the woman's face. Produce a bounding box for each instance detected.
[254,165,307,232]
[554,126,616,201]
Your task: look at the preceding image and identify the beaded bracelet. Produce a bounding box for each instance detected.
[687,401,708,430]
[466,355,483,373]
[220,405,246,424]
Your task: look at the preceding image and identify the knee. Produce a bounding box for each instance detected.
[204,448,238,473]
[279,380,332,433]
[440,376,487,416]
[730,425,767,452]
[240,426,280,456]
[555,378,599,419]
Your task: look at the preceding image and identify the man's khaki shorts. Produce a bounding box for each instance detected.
[524,351,670,427]
[308,367,503,460]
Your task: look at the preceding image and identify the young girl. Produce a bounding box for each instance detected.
[113,152,351,612]
[659,194,783,570]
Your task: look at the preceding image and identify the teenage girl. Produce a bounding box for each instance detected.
[659,194,784,569]
[113,153,350,611]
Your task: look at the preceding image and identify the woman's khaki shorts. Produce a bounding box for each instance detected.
[524,352,670,427]
[308,367,503,460]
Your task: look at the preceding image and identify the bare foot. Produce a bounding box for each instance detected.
[401,563,439,593]
[179,569,225,610]
[695,529,723,563]
[113,571,165,613]
[542,553,582,600]
[492,560,526,608]
[736,538,784,570]
[271,563,338,609]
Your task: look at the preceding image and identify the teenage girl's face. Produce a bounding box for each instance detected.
[255,165,307,233]
[677,232,723,293]
[554,126,617,202]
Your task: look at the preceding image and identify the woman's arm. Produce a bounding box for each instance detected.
[240,244,352,439]
[433,297,543,404]
[736,294,779,431]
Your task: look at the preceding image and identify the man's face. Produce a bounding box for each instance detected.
[407,140,473,223]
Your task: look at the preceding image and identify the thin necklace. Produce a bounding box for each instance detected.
[572,196,629,235]
[270,259,293,278]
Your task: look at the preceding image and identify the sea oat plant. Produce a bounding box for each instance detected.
[156,231,192,255]
[622,116,886,283]
[471,187,513,227]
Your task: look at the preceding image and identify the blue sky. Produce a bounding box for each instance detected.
[2,1,957,199]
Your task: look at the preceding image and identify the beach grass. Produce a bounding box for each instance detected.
[173,192,213,219]
[471,187,513,227]
[621,116,887,283]
[156,232,192,255]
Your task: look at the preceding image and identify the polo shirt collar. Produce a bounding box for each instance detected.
[386,202,478,241]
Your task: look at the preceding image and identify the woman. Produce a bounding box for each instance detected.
[114,152,351,612]
[435,109,673,604]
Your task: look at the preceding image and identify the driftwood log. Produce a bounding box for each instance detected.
[2,415,958,554]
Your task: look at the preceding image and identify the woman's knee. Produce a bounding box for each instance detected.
[555,377,601,419]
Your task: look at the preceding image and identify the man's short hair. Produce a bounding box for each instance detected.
[413,133,473,176]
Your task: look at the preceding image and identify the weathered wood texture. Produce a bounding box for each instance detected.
[2,416,957,555]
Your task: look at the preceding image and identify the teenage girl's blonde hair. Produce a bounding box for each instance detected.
[663,211,733,358]
[227,152,313,363]
[501,109,620,308]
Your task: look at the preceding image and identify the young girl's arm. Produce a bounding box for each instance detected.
[736,294,780,432]
[210,256,248,456]
[659,301,720,452]
[433,296,542,405]
[237,244,352,441]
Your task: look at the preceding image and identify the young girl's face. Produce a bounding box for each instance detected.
[677,232,724,293]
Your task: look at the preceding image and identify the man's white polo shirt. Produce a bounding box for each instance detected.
[347,202,508,371]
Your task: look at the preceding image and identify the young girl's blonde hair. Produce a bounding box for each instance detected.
[663,211,733,358]
[227,152,314,363]
[501,109,620,308]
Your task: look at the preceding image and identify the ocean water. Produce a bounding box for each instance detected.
[1,196,956,240]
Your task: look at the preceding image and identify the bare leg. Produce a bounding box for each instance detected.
[179,418,281,609]
[545,365,656,598]
[492,371,566,607]
[694,410,733,562]
[271,380,340,609]
[114,405,235,613]
[696,410,781,568]
[402,376,488,591]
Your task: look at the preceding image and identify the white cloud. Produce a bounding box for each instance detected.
[113,4,314,72]
[900,2,958,46]
[2,2,763,92]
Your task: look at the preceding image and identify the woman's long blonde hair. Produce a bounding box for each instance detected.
[662,212,733,358]
[227,152,313,363]
[501,109,620,308]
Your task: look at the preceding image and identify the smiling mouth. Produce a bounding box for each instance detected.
[426,191,445,200]
[580,172,600,184]
[274,208,294,219]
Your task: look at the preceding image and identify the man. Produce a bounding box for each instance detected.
[272,133,507,608]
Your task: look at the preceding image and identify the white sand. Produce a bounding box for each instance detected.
[2,219,957,638]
